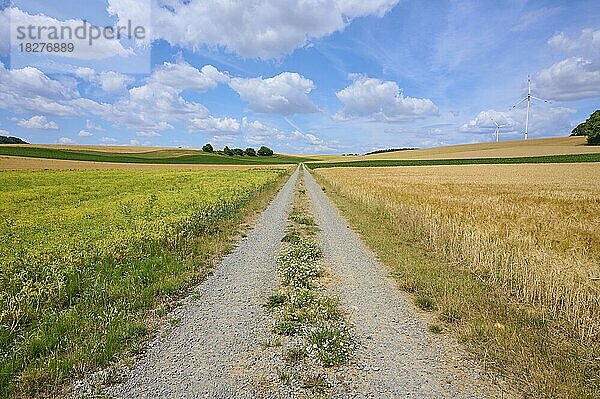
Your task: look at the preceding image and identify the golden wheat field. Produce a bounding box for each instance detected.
[315,163,600,342]
[317,136,600,162]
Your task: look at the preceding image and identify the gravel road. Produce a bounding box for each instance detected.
[105,168,299,399]
[102,165,511,398]
[303,167,509,398]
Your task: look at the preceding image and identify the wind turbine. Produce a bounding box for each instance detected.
[511,75,551,140]
[491,118,506,143]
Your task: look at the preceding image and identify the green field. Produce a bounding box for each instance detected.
[306,152,600,169]
[0,168,286,397]
[0,146,317,165]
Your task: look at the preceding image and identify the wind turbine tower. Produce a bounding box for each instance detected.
[491,118,506,143]
[511,76,551,140]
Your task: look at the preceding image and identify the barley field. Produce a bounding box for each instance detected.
[0,168,285,396]
[316,164,600,340]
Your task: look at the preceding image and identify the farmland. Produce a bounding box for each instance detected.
[306,152,600,169]
[306,137,600,168]
[0,168,286,397]
[0,155,288,171]
[0,145,318,165]
[362,136,600,160]
[314,163,600,397]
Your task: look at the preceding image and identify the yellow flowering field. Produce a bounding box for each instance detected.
[0,168,285,396]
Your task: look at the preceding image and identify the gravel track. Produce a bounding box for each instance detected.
[102,165,510,398]
[105,168,299,399]
[303,167,509,398]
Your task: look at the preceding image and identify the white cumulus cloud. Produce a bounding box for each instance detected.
[86,120,104,131]
[535,28,600,101]
[0,62,102,117]
[461,107,576,137]
[7,7,135,60]
[97,72,135,93]
[535,57,600,101]
[57,137,74,144]
[189,117,241,133]
[107,0,399,58]
[548,28,600,59]
[77,130,93,137]
[230,72,318,115]
[150,62,229,92]
[335,75,439,121]
[76,68,134,93]
[17,115,59,130]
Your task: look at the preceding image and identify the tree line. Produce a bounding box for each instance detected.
[202,143,274,156]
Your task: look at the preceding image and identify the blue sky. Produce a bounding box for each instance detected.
[0,0,599,154]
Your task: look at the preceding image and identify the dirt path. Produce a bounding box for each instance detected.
[303,167,508,398]
[105,168,299,398]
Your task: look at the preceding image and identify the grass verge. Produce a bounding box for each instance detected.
[314,173,600,399]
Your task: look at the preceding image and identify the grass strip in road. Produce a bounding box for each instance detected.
[306,152,600,169]
[0,146,316,165]
[314,172,600,399]
[265,175,354,396]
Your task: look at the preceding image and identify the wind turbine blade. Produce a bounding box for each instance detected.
[512,97,527,107]
[531,96,551,103]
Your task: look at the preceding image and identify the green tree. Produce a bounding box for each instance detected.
[0,135,28,144]
[586,110,600,145]
[223,146,234,156]
[233,148,244,156]
[257,146,274,156]
[570,123,586,136]
[202,143,214,152]
[244,147,256,156]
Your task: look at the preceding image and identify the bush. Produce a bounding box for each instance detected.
[257,146,274,156]
[201,143,214,152]
[223,146,234,156]
[244,147,256,156]
[233,148,244,156]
